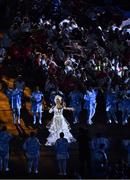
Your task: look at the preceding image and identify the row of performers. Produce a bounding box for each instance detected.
[4,85,130,126]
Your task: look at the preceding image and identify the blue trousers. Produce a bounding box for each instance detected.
[106,108,117,122]
[57,159,67,174]
[72,108,81,123]
[0,153,9,171]
[27,154,39,172]
[86,103,96,124]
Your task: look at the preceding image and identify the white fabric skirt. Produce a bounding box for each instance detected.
[45,115,76,146]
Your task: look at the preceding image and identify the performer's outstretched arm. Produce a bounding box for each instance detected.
[49,106,55,113]
[63,107,75,111]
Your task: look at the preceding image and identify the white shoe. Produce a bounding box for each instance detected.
[122,121,128,125]
[34,170,38,174]
[33,121,36,125]
[107,120,112,124]
[114,120,118,124]
[73,121,78,124]
[87,120,93,125]
[18,120,20,124]
[39,120,42,124]
[5,168,9,172]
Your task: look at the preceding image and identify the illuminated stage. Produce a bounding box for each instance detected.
[0,75,79,179]
[0,75,130,178]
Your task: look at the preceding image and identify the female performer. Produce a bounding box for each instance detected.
[45,95,76,146]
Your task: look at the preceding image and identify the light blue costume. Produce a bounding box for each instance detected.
[7,88,22,124]
[23,137,40,173]
[55,137,69,175]
[105,90,118,123]
[122,139,130,167]
[90,136,109,177]
[0,131,12,171]
[118,90,130,125]
[69,90,83,123]
[83,89,98,125]
[31,91,44,124]
[92,148,108,178]
[91,137,110,153]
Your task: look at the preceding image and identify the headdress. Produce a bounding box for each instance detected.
[54,95,62,104]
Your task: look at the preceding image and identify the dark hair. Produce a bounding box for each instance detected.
[60,132,64,138]
[96,133,102,138]
[30,132,35,137]
[99,143,105,149]
[2,126,7,131]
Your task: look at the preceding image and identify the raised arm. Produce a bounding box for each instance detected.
[49,106,55,113]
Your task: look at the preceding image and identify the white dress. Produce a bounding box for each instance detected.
[45,107,76,146]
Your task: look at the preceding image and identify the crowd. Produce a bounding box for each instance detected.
[0,0,129,125]
[0,0,130,178]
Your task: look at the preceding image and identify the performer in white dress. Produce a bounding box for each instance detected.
[45,95,76,146]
